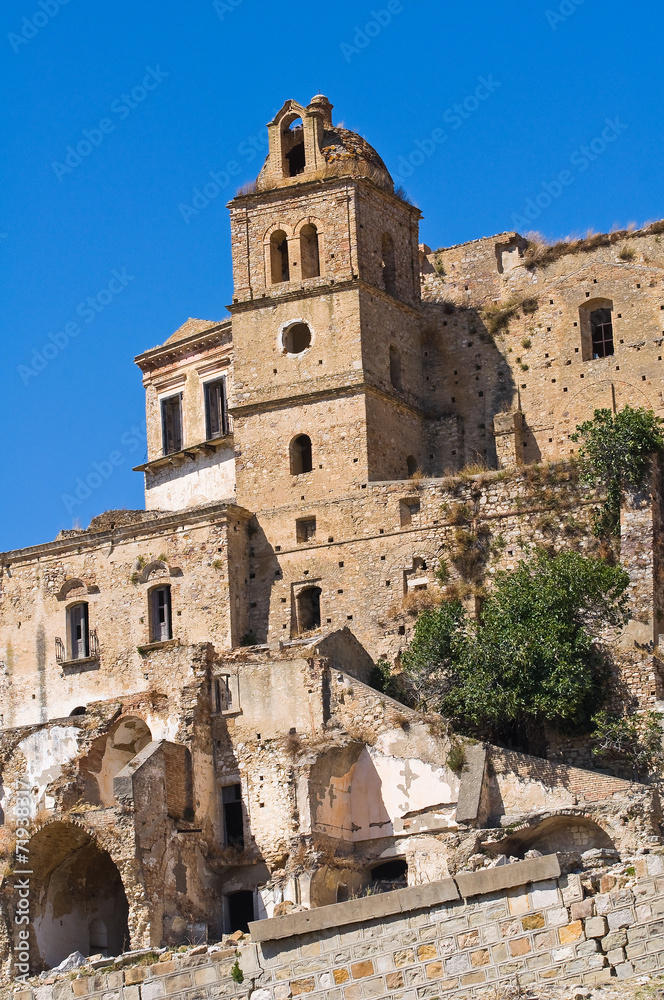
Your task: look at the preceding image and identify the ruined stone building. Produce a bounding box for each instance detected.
[1,96,663,980]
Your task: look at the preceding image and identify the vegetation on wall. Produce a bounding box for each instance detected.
[401,550,630,738]
[571,406,664,537]
[591,710,664,782]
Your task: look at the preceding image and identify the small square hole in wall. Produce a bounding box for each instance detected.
[508,550,513,556]
[386,580,391,587]
[549,438,553,442]
[283,624,287,629]
[580,374,584,379]
[380,555,386,561]
[353,458,358,463]
[326,618,332,624]
[545,353,549,358]
[275,545,281,552]
[547,327,552,332]
[575,347,579,352]
[177,610,182,616]
[347,615,353,620]
[637,283,641,288]
[451,397,455,402]
[593,278,598,283]
[304,570,309,576]
[318,359,323,365]
[586,292,590,297]
[337,589,343,594]
[618,313,622,318]
[319,464,323,469]
[478,391,483,397]
[550,299,554,304]
[521,384,527,389]
[451,450,456,455]
[328,536,334,543]
[620,339,624,344]
[280,597,287,603]
[563,387,568,392]
[379,528,384,534]
[273,368,277,374]
[339,561,344,567]
[643,375,647,381]
[250,572,255,579]
[397,626,406,636]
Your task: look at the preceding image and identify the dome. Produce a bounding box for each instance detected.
[255,96,394,194]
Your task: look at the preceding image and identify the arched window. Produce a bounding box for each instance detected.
[300,224,320,278]
[270,230,290,284]
[290,435,313,475]
[382,233,396,296]
[297,587,322,633]
[284,118,305,177]
[67,602,89,660]
[149,585,172,643]
[406,455,418,477]
[389,344,402,390]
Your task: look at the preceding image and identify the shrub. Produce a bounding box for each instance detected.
[591,710,664,781]
[618,245,636,261]
[402,550,630,733]
[239,630,258,647]
[450,525,492,582]
[231,959,244,984]
[571,406,664,536]
[446,742,467,773]
[521,297,539,315]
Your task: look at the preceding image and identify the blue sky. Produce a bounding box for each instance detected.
[2,0,662,551]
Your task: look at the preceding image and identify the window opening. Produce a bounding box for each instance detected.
[150,586,172,643]
[222,784,244,849]
[204,378,228,439]
[270,230,290,283]
[406,455,418,477]
[300,224,320,278]
[68,603,89,660]
[591,307,614,358]
[282,322,311,354]
[296,517,316,543]
[212,675,232,713]
[285,119,305,177]
[389,345,402,391]
[381,233,396,296]
[290,435,313,475]
[228,890,254,933]
[297,586,322,632]
[161,394,183,455]
[400,499,420,527]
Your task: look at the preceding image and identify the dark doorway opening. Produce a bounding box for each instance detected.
[370,858,408,891]
[222,784,244,850]
[297,586,322,632]
[228,891,255,933]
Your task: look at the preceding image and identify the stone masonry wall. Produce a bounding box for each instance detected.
[7,854,664,1000]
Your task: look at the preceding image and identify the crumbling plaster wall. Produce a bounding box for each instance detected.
[0,506,251,728]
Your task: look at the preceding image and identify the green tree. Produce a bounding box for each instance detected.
[401,551,630,735]
[571,406,664,536]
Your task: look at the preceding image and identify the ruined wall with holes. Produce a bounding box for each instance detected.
[0,506,251,729]
[421,227,664,471]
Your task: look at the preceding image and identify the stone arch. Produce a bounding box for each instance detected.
[554,380,654,450]
[134,560,172,585]
[492,812,615,859]
[14,821,136,970]
[81,716,153,807]
[56,578,91,602]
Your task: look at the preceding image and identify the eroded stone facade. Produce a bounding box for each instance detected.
[1,94,663,978]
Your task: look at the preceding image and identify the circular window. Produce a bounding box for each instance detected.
[282,322,312,355]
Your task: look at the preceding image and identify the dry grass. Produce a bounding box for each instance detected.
[523,219,664,269]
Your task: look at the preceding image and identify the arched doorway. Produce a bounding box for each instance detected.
[27,822,130,970]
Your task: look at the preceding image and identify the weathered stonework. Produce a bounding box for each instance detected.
[0,94,663,980]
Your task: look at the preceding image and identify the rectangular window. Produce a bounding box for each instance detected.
[591,308,614,358]
[161,394,183,455]
[204,378,228,440]
[222,783,244,849]
[69,603,89,660]
[150,586,172,642]
[296,517,316,543]
[212,675,232,713]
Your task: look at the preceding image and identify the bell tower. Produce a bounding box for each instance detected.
[227,95,425,515]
